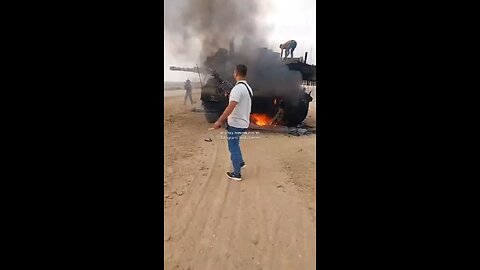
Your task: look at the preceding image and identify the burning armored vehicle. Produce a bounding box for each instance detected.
[170,46,316,127]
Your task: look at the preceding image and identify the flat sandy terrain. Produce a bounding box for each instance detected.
[164,89,316,270]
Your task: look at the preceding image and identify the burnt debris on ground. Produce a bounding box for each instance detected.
[247,122,316,136]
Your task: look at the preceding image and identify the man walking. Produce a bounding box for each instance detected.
[184,79,193,105]
[213,64,253,181]
[279,40,297,59]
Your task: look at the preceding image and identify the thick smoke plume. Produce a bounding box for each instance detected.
[164,0,267,59]
[165,0,304,99]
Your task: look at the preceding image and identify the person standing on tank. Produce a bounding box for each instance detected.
[213,64,253,181]
[280,40,297,60]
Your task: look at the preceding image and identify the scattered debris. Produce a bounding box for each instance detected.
[253,239,259,245]
[288,127,311,136]
[277,184,283,188]
[165,235,172,242]
[204,138,213,142]
[248,123,316,136]
[175,190,183,196]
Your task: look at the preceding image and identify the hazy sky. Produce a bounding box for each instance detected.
[164,0,316,82]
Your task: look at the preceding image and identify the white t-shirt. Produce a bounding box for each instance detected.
[227,80,253,128]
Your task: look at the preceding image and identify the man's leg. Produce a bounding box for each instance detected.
[236,128,246,170]
[189,92,193,104]
[238,129,245,165]
[227,127,244,174]
[184,92,187,105]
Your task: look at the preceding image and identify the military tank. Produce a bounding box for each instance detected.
[170,47,316,127]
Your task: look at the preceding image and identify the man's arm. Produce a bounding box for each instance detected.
[214,101,237,128]
[280,48,284,59]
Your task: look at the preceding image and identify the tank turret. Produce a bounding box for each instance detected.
[169,66,210,74]
[169,47,316,126]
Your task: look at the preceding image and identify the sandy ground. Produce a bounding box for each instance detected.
[164,89,202,97]
[164,89,316,270]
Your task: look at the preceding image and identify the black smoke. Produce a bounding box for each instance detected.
[164,0,266,59]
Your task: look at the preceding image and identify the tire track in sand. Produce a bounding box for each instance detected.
[164,97,316,270]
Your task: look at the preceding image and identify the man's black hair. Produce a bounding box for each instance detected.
[235,64,247,77]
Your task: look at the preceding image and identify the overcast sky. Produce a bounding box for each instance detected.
[164,0,316,82]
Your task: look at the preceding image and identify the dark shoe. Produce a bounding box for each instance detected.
[241,162,246,169]
[226,172,242,181]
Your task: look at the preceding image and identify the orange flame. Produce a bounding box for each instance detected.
[250,113,272,126]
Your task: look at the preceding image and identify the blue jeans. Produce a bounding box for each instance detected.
[227,126,246,174]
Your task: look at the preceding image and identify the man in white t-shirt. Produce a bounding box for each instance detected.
[213,64,253,181]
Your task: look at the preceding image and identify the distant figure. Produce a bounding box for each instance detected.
[279,40,297,60]
[184,79,193,105]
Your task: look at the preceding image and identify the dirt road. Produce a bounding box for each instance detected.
[164,90,316,270]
